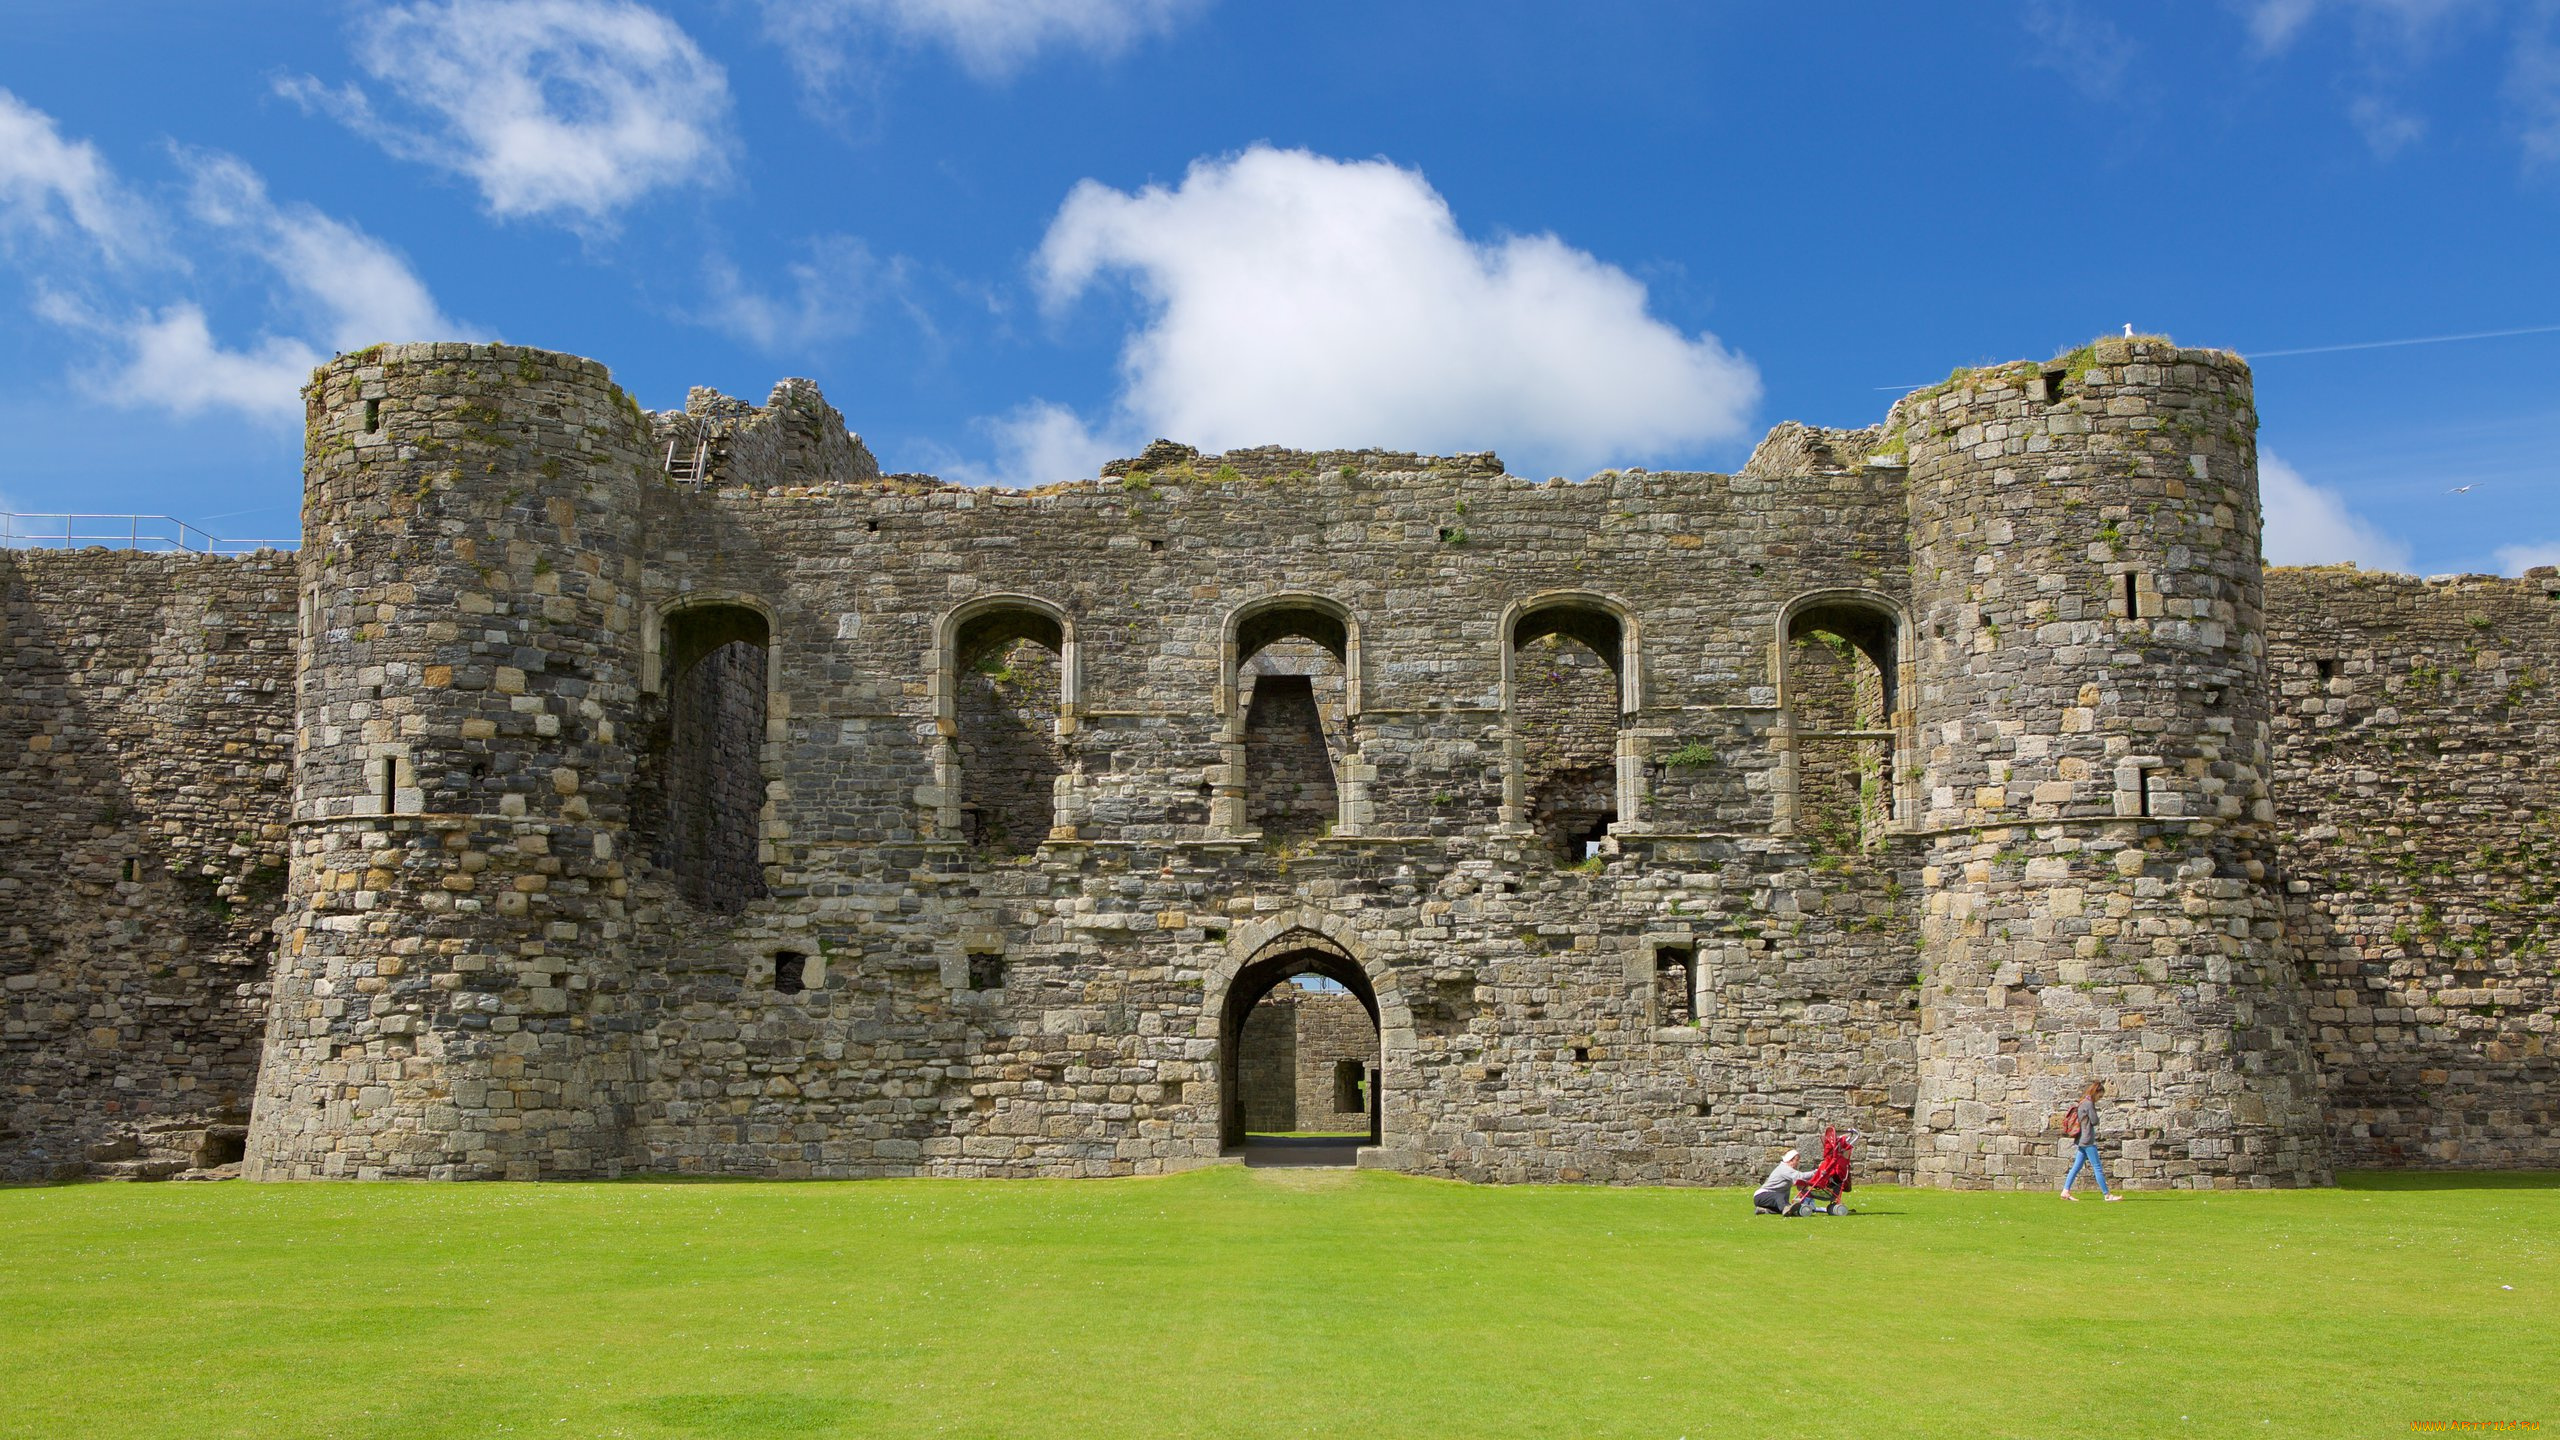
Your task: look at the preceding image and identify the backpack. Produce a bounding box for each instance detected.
[2054,1106,2082,1139]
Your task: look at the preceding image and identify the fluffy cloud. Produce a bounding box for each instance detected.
[44,300,323,425]
[941,400,1125,488]
[181,154,454,352]
[2233,0,2560,161]
[283,0,731,225]
[2493,539,2560,572]
[763,0,1204,89]
[1030,146,1761,479]
[2021,2,2138,99]
[0,91,150,260]
[698,235,909,353]
[0,91,466,427]
[2259,450,2415,571]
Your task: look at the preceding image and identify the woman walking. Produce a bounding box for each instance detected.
[2060,1080,2123,1201]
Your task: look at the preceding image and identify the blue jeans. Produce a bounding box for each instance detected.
[2062,1144,2108,1193]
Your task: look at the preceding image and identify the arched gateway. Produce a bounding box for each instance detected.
[1205,914,1416,1160]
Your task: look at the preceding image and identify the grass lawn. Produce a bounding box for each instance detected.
[1,1167,2552,1439]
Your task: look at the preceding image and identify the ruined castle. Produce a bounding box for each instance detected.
[4,336,2554,1187]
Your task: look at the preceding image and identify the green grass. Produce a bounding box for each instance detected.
[1,1169,2552,1438]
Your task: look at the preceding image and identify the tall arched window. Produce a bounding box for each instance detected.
[940,596,1075,858]
[1220,596,1360,841]
[1503,593,1639,861]
[656,601,772,912]
[1777,591,1907,852]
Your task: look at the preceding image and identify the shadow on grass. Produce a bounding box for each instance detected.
[2338,1170,2560,1191]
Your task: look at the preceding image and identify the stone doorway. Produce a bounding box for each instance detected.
[1219,946,1381,1165]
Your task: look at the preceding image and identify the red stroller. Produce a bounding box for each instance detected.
[1793,1126,1855,1215]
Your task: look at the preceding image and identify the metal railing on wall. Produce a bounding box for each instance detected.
[0,513,299,554]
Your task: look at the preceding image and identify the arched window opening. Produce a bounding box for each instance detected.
[660,603,770,912]
[953,605,1067,859]
[1233,603,1352,843]
[1219,598,1360,841]
[1783,598,1900,853]
[1220,950,1381,1157]
[1510,601,1627,861]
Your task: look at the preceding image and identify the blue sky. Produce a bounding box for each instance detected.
[3,0,2557,573]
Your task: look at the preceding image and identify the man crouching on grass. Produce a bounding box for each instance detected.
[1752,1148,1815,1216]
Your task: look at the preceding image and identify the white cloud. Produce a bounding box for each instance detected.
[1031,146,1761,479]
[2348,93,2429,155]
[284,0,731,225]
[762,0,1203,88]
[2493,540,2560,572]
[699,235,903,353]
[2514,2,2560,166]
[2239,0,2487,52]
[2234,0,2544,159]
[2240,0,2326,49]
[942,400,1126,487]
[2260,450,2415,571]
[2022,2,2138,98]
[180,153,455,351]
[0,90,151,259]
[41,297,322,426]
[0,94,466,427]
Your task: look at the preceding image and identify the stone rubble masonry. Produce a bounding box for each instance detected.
[1,550,295,1180]
[2,336,2551,1187]
[1901,343,2328,1189]
[1236,986,1378,1132]
[2267,566,2560,1169]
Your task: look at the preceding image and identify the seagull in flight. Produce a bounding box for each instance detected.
[2449,485,2474,494]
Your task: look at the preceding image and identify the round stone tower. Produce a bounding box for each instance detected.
[245,343,652,1179]
[1899,337,2328,1189]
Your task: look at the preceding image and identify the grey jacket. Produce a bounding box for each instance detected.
[2072,1097,2099,1148]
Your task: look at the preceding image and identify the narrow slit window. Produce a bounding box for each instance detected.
[120,858,141,883]
[380,756,398,816]
[772,951,807,995]
[363,398,381,432]
[1654,946,1696,1026]
[2122,571,2141,620]
[2136,766,2155,818]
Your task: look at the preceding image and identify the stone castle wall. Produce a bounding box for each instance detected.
[2267,566,2560,1169]
[1235,987,1377,1132]
[0,551,297,1180]
[3,336,2553,1188]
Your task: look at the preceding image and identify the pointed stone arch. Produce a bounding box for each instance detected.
[1205,909,1416,1161]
